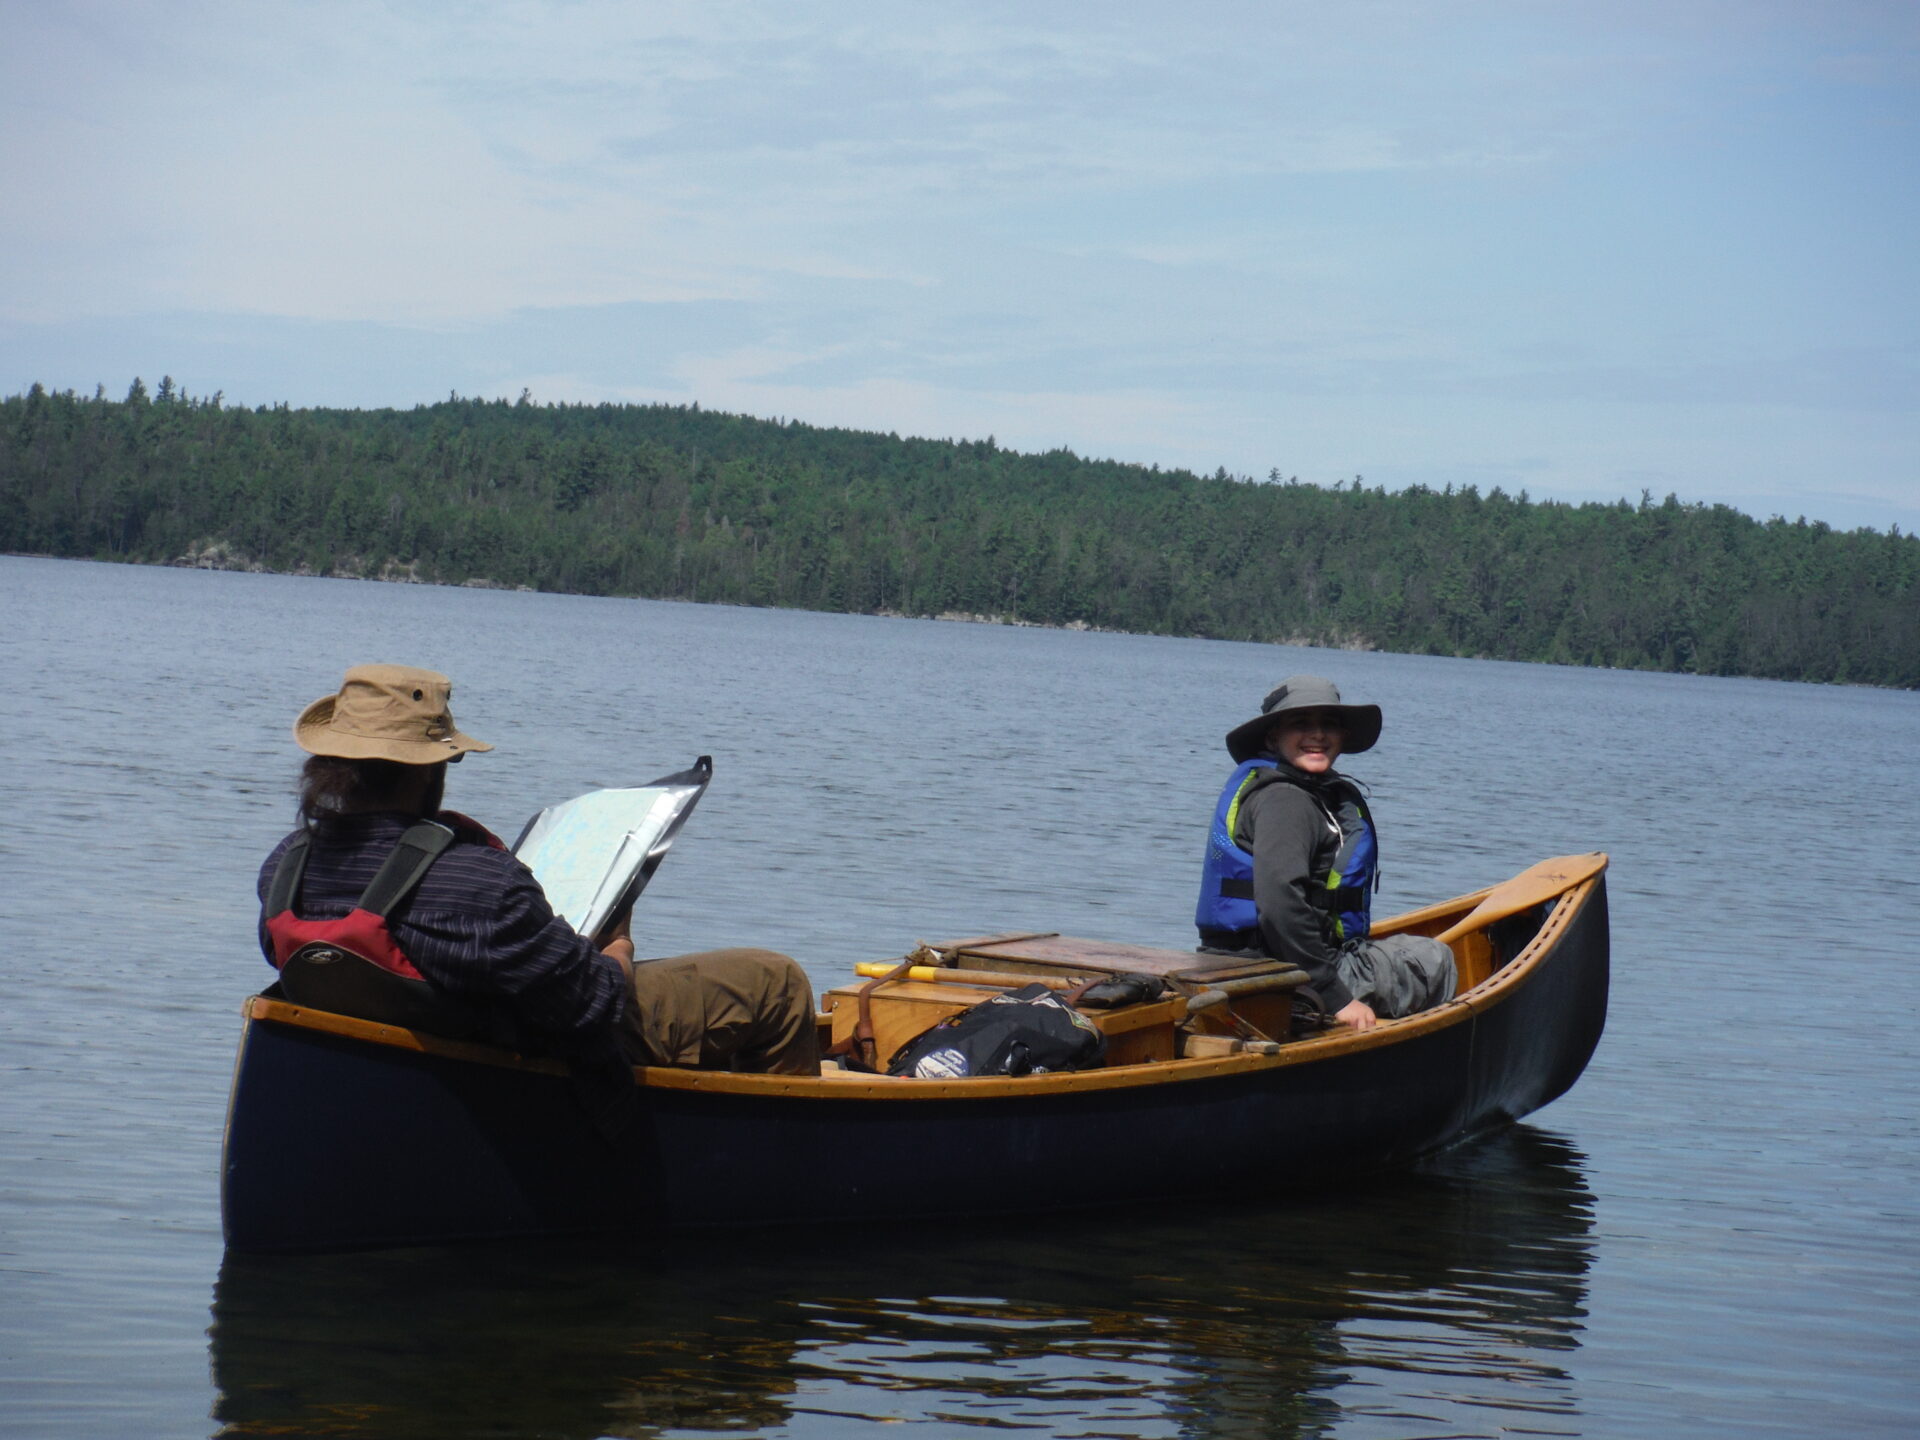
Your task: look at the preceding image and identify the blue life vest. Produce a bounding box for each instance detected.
[1193,760,1379,949]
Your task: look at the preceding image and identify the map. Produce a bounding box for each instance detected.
[513,776,707,941]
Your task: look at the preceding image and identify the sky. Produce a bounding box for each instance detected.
[4,1,1916,533]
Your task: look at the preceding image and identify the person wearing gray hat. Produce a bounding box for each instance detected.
[1195,675,1454,1031]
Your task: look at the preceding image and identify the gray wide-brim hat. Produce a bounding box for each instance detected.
[295,664,494,764]
[1225,674,1382,763]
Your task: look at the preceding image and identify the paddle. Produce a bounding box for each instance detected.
[1434,853,1608,945]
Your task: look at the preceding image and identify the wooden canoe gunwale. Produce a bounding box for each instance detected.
[235,866,1603,1101]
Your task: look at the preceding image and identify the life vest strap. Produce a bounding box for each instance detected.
[1309,883,1371,915]
[262,831,311,919]
[266,819,455,922]
[1197,925,1263,953]
[357,821,456,916]
[1217,879,1366,910]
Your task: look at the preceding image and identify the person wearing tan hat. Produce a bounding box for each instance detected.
[1194,675,1453,1031]
[257,664,818,1076]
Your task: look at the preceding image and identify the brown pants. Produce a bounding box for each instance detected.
[617,948,819,1075]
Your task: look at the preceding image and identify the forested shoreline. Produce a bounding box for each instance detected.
[4,378,1916,687]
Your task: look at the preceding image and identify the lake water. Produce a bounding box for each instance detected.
[1,554,1916,1438]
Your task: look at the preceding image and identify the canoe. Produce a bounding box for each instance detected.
[220,854,1609,1252]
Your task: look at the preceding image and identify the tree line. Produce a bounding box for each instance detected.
[3,377,1916,687]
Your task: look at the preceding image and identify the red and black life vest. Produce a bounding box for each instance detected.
[262,820,503,1036]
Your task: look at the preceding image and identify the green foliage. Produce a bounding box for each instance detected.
[2,383,1915,687]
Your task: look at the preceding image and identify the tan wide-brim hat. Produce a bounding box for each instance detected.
[1225,674,1382,763]
[294,664,494,764]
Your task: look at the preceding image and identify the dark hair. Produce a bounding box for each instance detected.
[298,756,434,823]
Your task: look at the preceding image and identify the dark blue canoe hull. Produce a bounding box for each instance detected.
[222,874,1608,1252]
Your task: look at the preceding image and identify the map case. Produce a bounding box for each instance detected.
[510,757,712,943]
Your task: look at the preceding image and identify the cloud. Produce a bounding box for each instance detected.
[4,1,1916,534]
[4,0,1637,328]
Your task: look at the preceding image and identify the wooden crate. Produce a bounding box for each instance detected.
[920,933,1306,1047]
[824,981,979,1070]
[823,979,1182,1072]
[1092,996,1181,1067]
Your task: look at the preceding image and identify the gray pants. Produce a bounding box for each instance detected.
[1333,934,1456,1018]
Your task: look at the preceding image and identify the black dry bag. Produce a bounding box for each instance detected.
[887,983,1106,1079]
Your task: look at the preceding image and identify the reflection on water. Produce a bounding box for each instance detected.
[209,1126,1592,1439]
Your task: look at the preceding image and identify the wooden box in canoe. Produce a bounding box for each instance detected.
[220,855,1609,1252]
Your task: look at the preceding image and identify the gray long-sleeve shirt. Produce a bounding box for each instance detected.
[1232,772,1356,1011]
